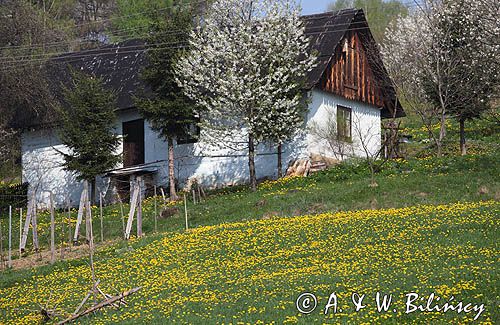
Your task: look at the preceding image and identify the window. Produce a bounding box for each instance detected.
[177,124,200,145]
[337,106,352,141]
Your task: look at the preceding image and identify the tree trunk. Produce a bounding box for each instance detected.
[168,138,178,200]
[368,161,378,188]
[436,112,447,157]
[90,178,96,205]
[277,143,283,179]
[248,133,257,191]
[460,119,466,156]
[436,142,442,157]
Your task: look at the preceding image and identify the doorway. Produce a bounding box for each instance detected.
[122,119,145,167]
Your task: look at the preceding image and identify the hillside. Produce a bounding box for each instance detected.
[0,118,498,324]
[0,201,498,323]
[0,152,498,261]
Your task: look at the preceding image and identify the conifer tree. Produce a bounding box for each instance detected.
[57,69,121,201]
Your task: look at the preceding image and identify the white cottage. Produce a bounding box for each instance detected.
[20,9,404,207]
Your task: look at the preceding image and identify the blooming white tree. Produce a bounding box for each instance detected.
[383,0,499,156]
[435,0,499,155]
[383,7,449,157]
[175,0,316,190]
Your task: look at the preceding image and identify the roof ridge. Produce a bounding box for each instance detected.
[301,8,360,19]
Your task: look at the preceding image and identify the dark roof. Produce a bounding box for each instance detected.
[302,9,405,118]
[45,9,403,117]
[302,9,361,89]
[46,39,148,110]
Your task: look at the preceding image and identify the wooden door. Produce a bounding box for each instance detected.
[123,119,145,167]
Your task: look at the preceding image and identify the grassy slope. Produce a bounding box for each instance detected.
[0,201,498,324]
[1,114,498,252]
[0,153,498,256]
[0,117,498,323]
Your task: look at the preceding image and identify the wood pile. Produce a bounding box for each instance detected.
[309,161,327,173]
[286,159,311,177]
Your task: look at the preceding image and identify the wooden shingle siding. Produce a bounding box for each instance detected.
[320,30,385,109]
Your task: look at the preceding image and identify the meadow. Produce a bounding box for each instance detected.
[0,200,498,324]
[0,151,498,259]
[0,118,498,324]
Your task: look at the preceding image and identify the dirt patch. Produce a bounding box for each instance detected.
[4,239,122,271]
[308,203,326,214]
[415,192,429,198]
[160,206,179,219]
[262,211,279,220]
[478,186,489,195]
[255,199,267,207]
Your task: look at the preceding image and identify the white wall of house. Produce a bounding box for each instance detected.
[116,109,302,191]
[305,89,382,160]
[21,129,82,208]
[21,89,382,207]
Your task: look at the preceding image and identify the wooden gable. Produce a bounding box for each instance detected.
[319,29,386,108]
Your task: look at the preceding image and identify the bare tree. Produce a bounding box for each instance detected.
[308,108,353,161]
[352,115,385,187]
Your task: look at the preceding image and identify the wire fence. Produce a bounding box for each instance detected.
[0,179,204,270]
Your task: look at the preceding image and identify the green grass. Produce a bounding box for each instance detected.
[400,109,500,158]
[0,152,498,261]
[0,129,498,323]
[0,201,498,323]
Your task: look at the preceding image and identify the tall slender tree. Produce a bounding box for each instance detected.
[176,0,315,190]
[383,0,498,156]
[57,69,121,201]
[431,0,498,155]
[135,5,198,200]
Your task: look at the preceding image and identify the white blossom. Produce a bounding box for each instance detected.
[175,0,316,151]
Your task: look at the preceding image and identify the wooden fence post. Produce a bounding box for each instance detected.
[60,204,65,259]
[74,181,88,244]
[8,205,12,268]
[20,197,33,252]
[117,193,125,239]
[84,188,97,304]
[197,186,203,203]
[99,192,103,243]
[154,185,158,233]
[0,219,4,269]
[125,181,139,240]
[31,196,39,253]
[67,198,72,252]
[19,207,22,257]
[137,177,143,238]
[160,188,167,204]
[184,193,188,231]
[49,192,55,264]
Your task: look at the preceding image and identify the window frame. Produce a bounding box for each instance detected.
[337,105,352,142]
